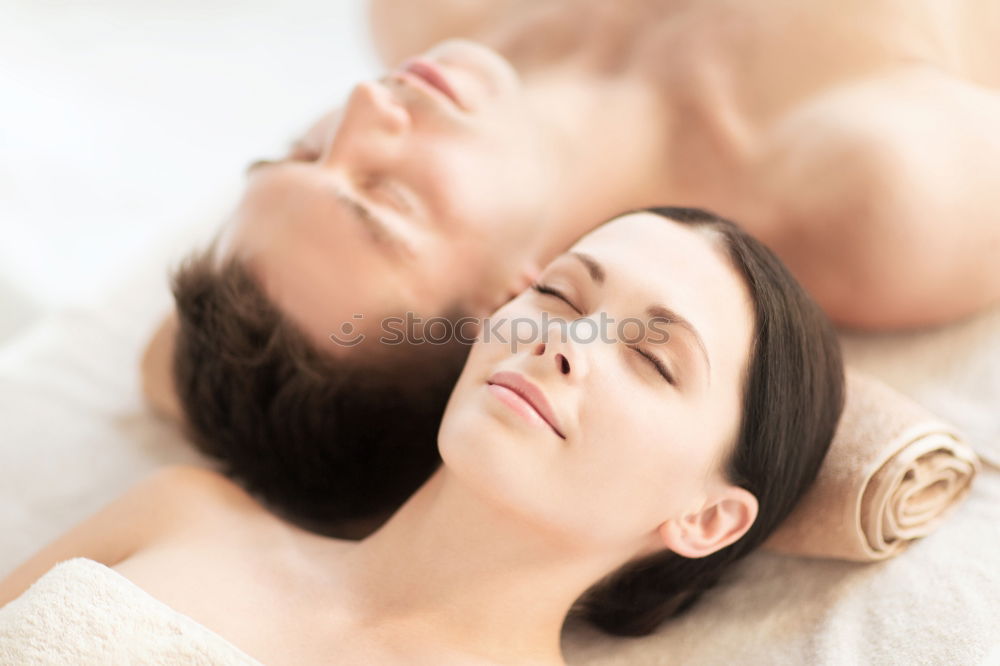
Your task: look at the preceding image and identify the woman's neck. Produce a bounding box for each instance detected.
[332,466,645,664]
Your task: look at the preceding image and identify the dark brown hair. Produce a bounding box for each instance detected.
[567,207,845,635]
[170,251,469,524]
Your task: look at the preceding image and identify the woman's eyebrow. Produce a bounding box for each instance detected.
[569,252,605,284]
[646,305,712,386]
[569,251,711,385]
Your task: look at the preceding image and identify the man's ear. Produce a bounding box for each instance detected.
[469,259,543,318]
[501,260,542,305]
[657,486,759,559]
[140,310,183,423]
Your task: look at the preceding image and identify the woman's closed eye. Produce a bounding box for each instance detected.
[532,281,677,386]
[629,345,677,386]
[531,282,583,315]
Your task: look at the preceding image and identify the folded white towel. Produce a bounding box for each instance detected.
[0,558,262,665]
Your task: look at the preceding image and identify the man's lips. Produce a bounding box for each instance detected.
[399,58,463,109]
[486,371,565,439]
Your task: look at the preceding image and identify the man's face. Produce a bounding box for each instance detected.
[219,40,559,350]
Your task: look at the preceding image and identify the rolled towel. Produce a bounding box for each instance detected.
[762,368,981,562]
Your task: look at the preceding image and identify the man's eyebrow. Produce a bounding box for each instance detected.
[333,188,415,259]
[243,158,414,258]
[570,251,711,385]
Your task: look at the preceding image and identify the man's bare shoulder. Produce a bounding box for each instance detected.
[748,65,1000,328]
[753,64,1000,243]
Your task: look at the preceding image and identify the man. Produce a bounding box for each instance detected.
[143,0,1000,523]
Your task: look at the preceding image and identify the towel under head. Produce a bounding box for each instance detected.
[762,369,981,561]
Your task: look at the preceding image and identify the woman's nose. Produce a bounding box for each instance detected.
[532,340,578,377]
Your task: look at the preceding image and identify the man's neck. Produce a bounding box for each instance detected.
[516,65,676,267]
[476,0,765,237]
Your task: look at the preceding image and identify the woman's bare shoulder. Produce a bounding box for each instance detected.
[0,466,258,606]
[143,465,246,501]
[139,465,274,532]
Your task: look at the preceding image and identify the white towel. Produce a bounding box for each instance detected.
[0,558,262,666]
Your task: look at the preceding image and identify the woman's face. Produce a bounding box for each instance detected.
[218,40,558,348]
[438,212,756,550]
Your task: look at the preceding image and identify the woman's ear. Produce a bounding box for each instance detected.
[657,486,759,559]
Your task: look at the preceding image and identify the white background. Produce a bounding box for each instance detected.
[0,0,379,342]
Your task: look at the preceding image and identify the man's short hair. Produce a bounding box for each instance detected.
[170,248,470,525]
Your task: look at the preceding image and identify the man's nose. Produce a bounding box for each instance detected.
[322,80,409,162]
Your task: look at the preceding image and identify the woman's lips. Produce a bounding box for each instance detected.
[486,371,566,439]
[399,58,464,109]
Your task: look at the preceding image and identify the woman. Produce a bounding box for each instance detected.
[2,209,844,663]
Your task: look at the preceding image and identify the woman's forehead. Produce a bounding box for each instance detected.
[571,213,730,287]
[569,212,755,381]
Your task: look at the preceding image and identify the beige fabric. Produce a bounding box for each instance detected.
[764,369,981,561]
